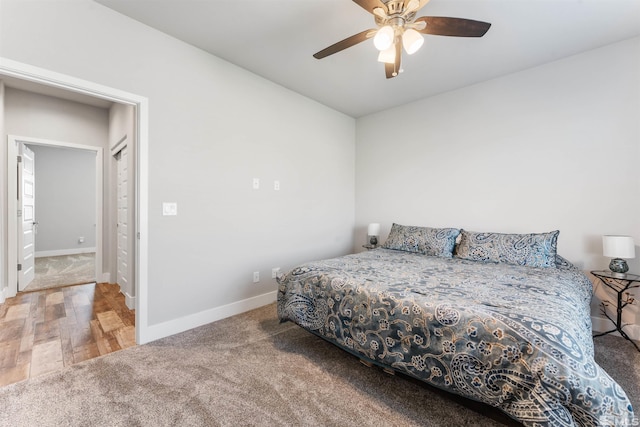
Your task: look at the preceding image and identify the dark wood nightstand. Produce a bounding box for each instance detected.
[591,270,640,352]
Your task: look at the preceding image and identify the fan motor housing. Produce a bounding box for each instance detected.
[375,0,417,27]
[386,0,405,15]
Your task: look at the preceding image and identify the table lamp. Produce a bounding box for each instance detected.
[602,235,635,274]
[367,223,380,247]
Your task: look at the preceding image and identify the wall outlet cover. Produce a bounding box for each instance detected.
[162,202,177,216]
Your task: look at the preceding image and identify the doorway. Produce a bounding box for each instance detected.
[0,57,150,344]
[19,140,101,293]
[1,111,135,385]
[7,136,103,296]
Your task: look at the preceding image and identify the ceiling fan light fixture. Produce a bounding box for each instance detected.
[373,25,394,51]
[312,2,491,80]
[405,0,420,13]
[372,7,386,18]
[402,28,424,54]
[377,45,396,64]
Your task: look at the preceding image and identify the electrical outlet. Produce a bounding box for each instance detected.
[271,267,280,279]
[78,236,85,244]
[252,178,260,190]
[274,180,280,191]
[253,271,260,283]
[162,202,177,216]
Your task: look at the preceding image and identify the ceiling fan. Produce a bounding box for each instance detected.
[313,0,491,79]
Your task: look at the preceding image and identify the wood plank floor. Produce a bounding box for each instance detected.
[0,282,135,387]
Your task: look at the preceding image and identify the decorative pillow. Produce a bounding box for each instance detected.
[382,223,460,258]
[455,229,559,268]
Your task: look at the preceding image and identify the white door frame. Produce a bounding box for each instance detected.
[0,57,150,345]
[7,136,103,294]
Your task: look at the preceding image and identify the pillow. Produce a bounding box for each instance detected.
[554,254,573,270]
[455,229,559,268]
[382,223,460,258]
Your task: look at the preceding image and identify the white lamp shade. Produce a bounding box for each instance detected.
[402,28,424,54]
[373,26,394,51]
[368,223,381,236]
[602,235,636,259]
[377,45,396,64]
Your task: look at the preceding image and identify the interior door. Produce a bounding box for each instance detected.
[116,146,129,293]
[18,144,36,291]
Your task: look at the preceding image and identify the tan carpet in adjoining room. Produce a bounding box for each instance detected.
[23,253,95,292]
[0,303,637,426]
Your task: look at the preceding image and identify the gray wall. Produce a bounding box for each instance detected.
[355,37,640,333]
[0,0,356,330]
[29,144,96,255]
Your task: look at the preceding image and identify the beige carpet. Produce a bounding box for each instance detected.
[24,253,95,292]
[0,303,637,426]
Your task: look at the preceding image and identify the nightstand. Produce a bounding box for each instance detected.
[591,270,640,352]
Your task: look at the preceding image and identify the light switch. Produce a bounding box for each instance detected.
[162,202,177,216]
[253,178,260,190]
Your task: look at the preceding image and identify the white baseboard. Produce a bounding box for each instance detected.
[591,315,640,341]
[124,292,135,310]
[141,290,277,344]
[0,286,7,304]
[35,248,96,258]
[101,273,111,283]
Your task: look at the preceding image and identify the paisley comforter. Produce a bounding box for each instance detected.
[277,248,634,426]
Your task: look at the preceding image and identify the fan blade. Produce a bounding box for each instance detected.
[352,0,387,14]
[385,39,402,79]
[384,62,395,79]
[415,16,491,37]
[313,29,375,59]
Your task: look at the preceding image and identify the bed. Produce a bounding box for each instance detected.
[277,224,634,427]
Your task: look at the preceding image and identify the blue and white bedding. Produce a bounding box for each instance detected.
[277,248,634,426]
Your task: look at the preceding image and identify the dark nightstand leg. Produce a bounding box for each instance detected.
[593,295,640,352]
[593,328,617,338]
[617,328,640,352]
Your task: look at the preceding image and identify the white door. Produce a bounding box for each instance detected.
[18,144,36,291]
[116,147,129,293]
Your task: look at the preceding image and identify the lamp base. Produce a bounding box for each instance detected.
[609,258,629,274]
[368,235,378,247]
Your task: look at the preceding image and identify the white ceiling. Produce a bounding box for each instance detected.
[95,0,640,118]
